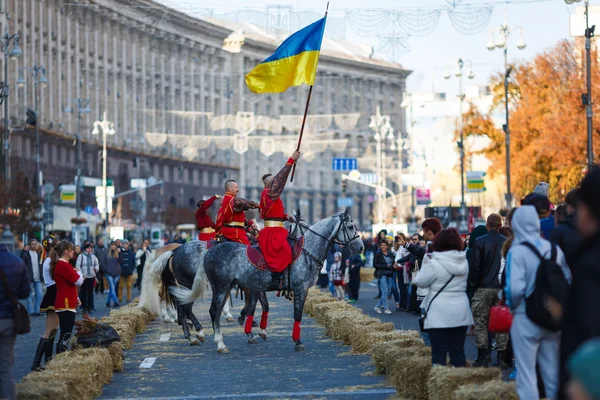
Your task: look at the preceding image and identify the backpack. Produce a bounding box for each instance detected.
[521,242,570,331]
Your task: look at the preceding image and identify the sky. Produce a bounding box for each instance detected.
[153,0,590,97]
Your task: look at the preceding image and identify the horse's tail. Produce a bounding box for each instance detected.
[169,243,208,304]
[138,250,173,316]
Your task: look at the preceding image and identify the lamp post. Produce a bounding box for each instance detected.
[487,24,526,209]
[444,58,475,232]
[565,0,595,169]
[401,92,417,231]
[65,98,91,245]
[369,106,394,224]
[92,112,115,231]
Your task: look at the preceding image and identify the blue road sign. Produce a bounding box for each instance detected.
[85,206,94,214]
[337,197,354,208]
[332,158,357,171]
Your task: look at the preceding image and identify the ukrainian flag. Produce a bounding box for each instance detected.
[245,17,327,94]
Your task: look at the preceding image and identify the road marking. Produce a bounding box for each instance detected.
[159,333,171,342]
[139,357,156,369]
[109,388,398,399]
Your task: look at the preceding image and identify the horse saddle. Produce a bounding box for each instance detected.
[246,236,304,272]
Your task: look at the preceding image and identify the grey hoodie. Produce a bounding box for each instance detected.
[504,206,571,314]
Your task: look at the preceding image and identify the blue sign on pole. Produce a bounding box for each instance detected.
[332,158,358,171]
[337,197,354,208]
[85,206,94,214]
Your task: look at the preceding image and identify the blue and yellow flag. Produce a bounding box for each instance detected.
[245,17,327,94]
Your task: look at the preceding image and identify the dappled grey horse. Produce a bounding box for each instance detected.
[170,210,363,353]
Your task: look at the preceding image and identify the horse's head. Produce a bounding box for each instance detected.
[334,208,363,255]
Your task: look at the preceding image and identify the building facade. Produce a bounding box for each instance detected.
[1,0,408,233]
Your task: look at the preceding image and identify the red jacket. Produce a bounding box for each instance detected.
[215,193,257,245]
[195,195,217,241]
[54,259,82,312]
[258,158,294,273]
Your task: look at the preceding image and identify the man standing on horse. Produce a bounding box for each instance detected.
[215,180,259,245]
[195,195,221,241]
[258,151,301,282]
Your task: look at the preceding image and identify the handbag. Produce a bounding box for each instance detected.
[0,266,31,335]
[411,260,420,285]
[488,299,513,334]
[418,275,455,333]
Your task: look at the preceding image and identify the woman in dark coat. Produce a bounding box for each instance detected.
[347,250,364,303]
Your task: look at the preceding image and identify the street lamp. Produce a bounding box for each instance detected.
[65,98,91,245]
[565,0,595,169]
[369,106,396,224]
[0,31,22,182]
[17,64,49,238]
[92,112,115,230]
[444,58,475,232]
[487,23,526,209]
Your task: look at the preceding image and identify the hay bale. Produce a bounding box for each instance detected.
[452,381,518,400]
[111,322,137,349]
[303,294,336,315]
[360,268,375,282]
[372,337,428,374]
[312,301,355,324]
[322,309,366,337]
[386,355,431,400]
[307,298,344,318]
[17,380,70,400]
[107,341,125,372]
[18,348,112,400]
[350,326,408,354]
[428,366,502,400]
[329,314,382,343]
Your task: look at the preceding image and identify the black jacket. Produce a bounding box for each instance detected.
[549,216,582,268]
[119,249,136,276]
[403,243,425,264]
[373,251,395,277]
[558,232,600,399]
[468,230,507,291]
[0,245,31,319]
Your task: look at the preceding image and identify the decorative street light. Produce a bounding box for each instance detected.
[444,58,475,232]
[0,31,22,182]
[65,98,91,245]
[92,112,116,230]
[487,23,526,209]
[369,106,396,224]
[565,0,595,169]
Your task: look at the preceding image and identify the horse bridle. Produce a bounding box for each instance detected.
[291,212,360,268]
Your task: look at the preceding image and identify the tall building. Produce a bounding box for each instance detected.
[1,0,408,236]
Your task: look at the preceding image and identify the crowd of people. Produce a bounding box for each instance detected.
[360,170,600,400]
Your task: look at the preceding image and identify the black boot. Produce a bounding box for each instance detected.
[31,338,47,371]
[495,350,509,370]
[56,333,71,354]
[472,348,489,368]
[44,329,57,364]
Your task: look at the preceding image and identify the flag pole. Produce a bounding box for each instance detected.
[290,2,329,183]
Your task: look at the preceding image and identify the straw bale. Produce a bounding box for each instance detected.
[360,268,375,282]
[322,309,366,337]
[303,293,335,315]
[329,314,383,343]
[110,322,137,349]
[107,341,125,372]
[452,380,518,400]
[18,348,112,400]
[372,337,428,374]
[306,297,340,316]
[428,366,502,400]
[350,326,410,354]
[312,301,355,324]
[386,355,431,400]
[17,380,69,400]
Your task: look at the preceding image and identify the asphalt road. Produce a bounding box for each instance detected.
[100,291,395,400]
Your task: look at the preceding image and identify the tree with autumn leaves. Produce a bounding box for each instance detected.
[460,39,600,204]
[0,173,42,237]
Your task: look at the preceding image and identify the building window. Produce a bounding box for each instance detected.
[212,171,219,187]
[203,170,209,186]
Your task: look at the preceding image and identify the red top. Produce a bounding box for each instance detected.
[54,259,82,312]
[215,193,257,245]
[260,158,294,220]
[196,195,218,241]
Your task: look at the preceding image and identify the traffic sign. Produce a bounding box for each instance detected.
[360,173,377,184]
[467,171,486,193]
[332,158,357,171]
[60,184,76,204]
[416,188,431,205]
[337,197,353,208]
[85,206,94,214]
[42,183,55,196]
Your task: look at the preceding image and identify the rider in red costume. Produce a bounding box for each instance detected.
[215,180,259,245]
[195,195,221,241]
[258,151,300,281]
